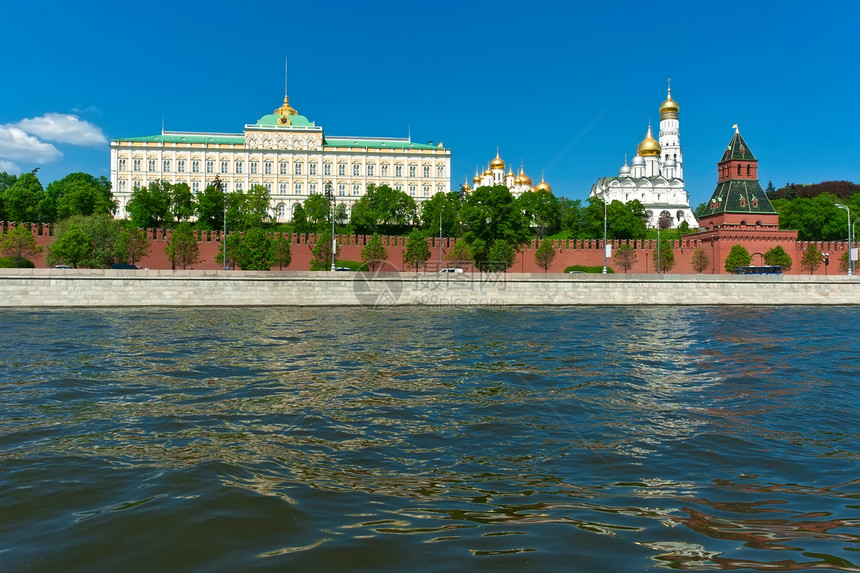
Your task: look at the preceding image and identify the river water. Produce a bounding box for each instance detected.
[1,306,858,572]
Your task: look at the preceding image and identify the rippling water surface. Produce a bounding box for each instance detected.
[1,306,859,572]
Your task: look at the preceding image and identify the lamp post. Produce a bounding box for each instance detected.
[836,204,853,275]
[823,252,830,275]
[325,181,336,271]
[439,204,444,270]
[602,194,608,274]
[656,223,661,274]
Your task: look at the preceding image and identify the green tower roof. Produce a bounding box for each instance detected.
[701,179,777,217]
[720,130,756,162]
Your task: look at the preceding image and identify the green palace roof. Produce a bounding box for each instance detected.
[323,137,442,150]
[720,131,757,162]
[112,133,244,145]
[254,114,315,128]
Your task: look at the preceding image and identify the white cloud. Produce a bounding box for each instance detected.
[0,125,62,163]
[16,113,107,147]
[0,159,21,174]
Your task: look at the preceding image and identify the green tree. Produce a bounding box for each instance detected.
[724,244,752,273]
[270,233,292,270]
[518,190,561,239]
[0,225,43,262]
[311,232,335,270]
[693,202,709,219]
[445,239,473,268]
[350,184,417,235]
[170,182,195,223]
[838,251,851,273]
[763,245,793,271]
[164,223,200,269]
[127,180,172,228]
[0,172,18,220]
[292,203,311,234]
[657,239,675,272]
[559,197,586,237]
[115,224,150,266]
[3,172,44,223]
[615,243,636,273]
[800,244,823,274]
[486,239,516,272]
[777,193,846,241]
[461,185,528,264]
[52,214,123,268]
[691,247,710,273]
[403,228,431,271]
[534,239,556,272]
[303,194,332,232]
[196,183,226,230]
[237,227,272,270]
[242,184,272,228]
[215,232,241,270]
[41,172,114,223]
[361,233,388,271]
[420,191,461,238]
[49,225,92,268]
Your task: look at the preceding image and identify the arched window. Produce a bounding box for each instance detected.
[395,164,403,177]
[264,161,272,175]
[737,164,742,175]
[280,162,288,175]
[277,204,286,219]
[746,164,751,176]
[323,162,332,176]
[294,182,303,195]
[367,164,375,177]
[353,183,360,195]
[423,165,430,178]
[337,183,346,196]
[409,164,416,178]
[381,164,389,177]
[337,163,346,176]
[280,182,288,194]
[309,162,317,175]
[294,162,303,175]
[437,165,444,178]
[235,160,243,174]
[423,184,430,196]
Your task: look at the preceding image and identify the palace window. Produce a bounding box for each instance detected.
[177,159,185,173]
[118,180,126,192]
[295,182,303,195]
[381,164,389,177]
[236,181,243,192]
[437,184,443,195]
[192,160,200,173]
[353,183,360,195]
[409,164,417,178]
[295,162,302,175]
[367,164,375,177]
[409,185,416,196]
[338,183,346,196]
[309,182,317,195]
[338,163,346,176]
[235,161,244,174]
[250,161,258,174]
[395,183,402,191]
[395,164,402,177]
[353,163,360,176]
[163,159,171,172]
[133,158,141,171]
[423,165,430,178]
[118,158,127,171]
[309,162,317,175]
[423,185,430,197]
[280,182,288,195]
[437,165,444,178]
[265,182,272,193]
[221,160,229,174]
[264,161,272,175]
[192,181,199,193]
[206,160,214,174]
[280,161,288,175]
[148,159,156,172]
[324,162,332,176]
[277,204,285,219]
[133,178,141,189]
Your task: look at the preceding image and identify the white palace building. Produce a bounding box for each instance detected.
[589,84,697,229]
[110,89,451,222]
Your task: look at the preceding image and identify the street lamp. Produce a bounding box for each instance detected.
[602,194,608,274]
[325,181,336,271]
[439,204,444,270]
[836,204,853,275]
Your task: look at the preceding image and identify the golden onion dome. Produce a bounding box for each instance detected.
[659,87,679,119]
[517,166,532,186]
[483,166,493,176]
[472,172,481,184]
[490,151,505,170]
[507,166,515,177]
[637,125,661,157]
[534,175,552,193]
[463,183,472,192]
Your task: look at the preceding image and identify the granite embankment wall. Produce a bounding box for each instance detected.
[7,222,853,275]
[1,269,857,307]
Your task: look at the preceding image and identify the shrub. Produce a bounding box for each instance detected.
[0,256,35,268]
[563,265,614,274]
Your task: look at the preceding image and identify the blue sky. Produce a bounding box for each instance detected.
[1,0,858,209]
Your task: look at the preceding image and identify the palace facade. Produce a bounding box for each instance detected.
[589,85,697,228]
[110,93,451,221]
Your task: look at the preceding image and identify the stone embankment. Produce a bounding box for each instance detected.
[0,269,857,307]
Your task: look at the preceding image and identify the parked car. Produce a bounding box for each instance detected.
[439,267,464,273]
[111,263,141,270]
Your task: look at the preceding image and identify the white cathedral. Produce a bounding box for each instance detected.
[589,85,697,229]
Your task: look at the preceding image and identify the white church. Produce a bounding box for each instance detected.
[590,84,698,229]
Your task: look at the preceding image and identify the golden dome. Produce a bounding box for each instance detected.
[517,166,532,186]
[637,125,661,157]
[659,87,679,119]
[534,175,552,193]
[472,171,481,184]
[490,151,505,170]
[507,166,514,177]
[483,166,493,176]
[514,176,523,185]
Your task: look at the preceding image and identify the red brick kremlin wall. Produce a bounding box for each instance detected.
[5,222,852,275]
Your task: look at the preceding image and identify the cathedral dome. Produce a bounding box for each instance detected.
[663,158,677,168]
[631,154,645,166]
[490,151,505,170]
[659,88,679,119]
[619,162,631,177]
[534,176,552,193]
[637,126,661,157]
[483,166,493,176]
[472,172,481,184]
[518,167,532,186]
